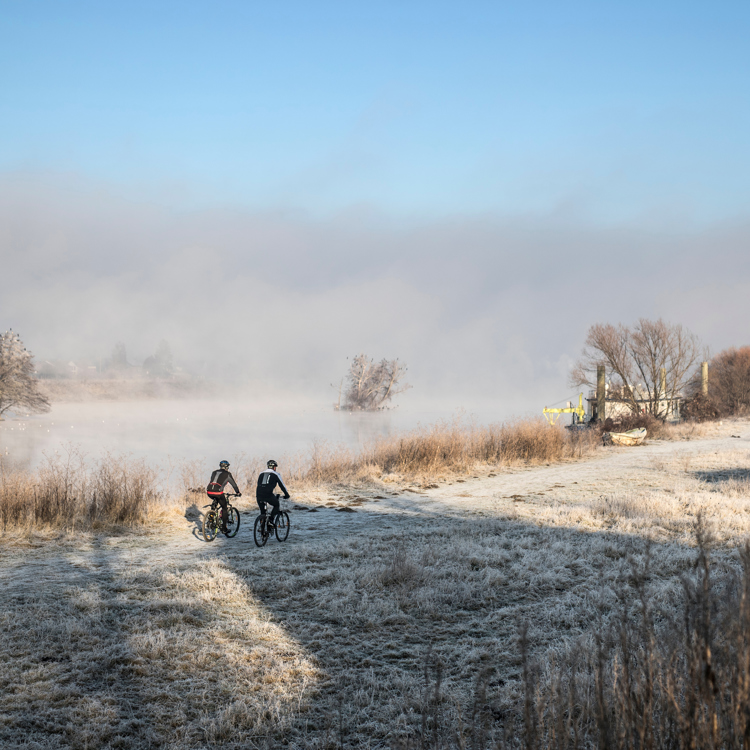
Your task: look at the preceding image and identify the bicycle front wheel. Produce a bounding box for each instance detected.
[203,510,218,542]
[253,515,268,547]
[275,511,290,542]
[224,507,240,538]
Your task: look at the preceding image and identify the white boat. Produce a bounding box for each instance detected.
[608,427,647,446]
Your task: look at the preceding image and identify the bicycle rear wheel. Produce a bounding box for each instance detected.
[275,511,290,542]
[203,510,218,542]
[253,514,268,547]
[224,506,240,538]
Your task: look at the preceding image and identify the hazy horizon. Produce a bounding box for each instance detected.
[3,2,750,419]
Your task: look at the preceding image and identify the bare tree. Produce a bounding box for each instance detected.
[570,318,701,419]
[0,330,51,418]
[339,354,411,411]
[705,346,750,416]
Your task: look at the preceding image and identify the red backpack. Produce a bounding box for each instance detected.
[206,481,224,497]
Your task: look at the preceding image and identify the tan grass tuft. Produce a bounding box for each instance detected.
[0,448,161,530]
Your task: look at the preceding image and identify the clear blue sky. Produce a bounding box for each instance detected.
[2,0,749,221]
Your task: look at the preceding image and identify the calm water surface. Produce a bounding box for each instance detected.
[0,398,518,469]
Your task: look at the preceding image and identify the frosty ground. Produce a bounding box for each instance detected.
[2,420,749,749]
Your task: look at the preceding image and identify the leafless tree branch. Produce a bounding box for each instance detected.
[570,319,701,419]
[338,354,411,411]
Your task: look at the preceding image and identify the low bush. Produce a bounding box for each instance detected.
[682,391,722,422]
[507,528,750,749]
[707,346,750,416]
[599,412,668,437]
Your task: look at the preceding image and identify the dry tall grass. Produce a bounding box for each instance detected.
[3,418,597,530]
[0,448,161,530]
[392,533,750,750]
[270,418,597,488]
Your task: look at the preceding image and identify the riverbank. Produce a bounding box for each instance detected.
[1,417,598,530]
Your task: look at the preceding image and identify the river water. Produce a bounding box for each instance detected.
[0,397,522,470]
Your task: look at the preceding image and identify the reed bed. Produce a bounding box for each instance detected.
[367,419,584,474]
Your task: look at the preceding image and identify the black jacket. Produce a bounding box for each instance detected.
[256,469,290,499]
[207,469,240,497]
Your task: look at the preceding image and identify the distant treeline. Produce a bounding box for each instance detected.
[36,377,215,403]
[38,340,178,380]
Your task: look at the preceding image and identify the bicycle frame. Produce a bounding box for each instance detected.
[202,493,241,542]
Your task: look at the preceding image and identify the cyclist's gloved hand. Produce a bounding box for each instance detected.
[238,492,242,497]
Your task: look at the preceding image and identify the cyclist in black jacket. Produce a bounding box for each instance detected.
[256,460,290,529]
[206,460,241,533]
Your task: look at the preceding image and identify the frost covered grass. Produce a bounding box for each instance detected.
[0,548,318,748]
[4,426,750,747]
[2,510,748,748]
[2,440,750,747]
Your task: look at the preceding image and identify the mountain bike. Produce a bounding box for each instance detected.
[253,495,290,547]
[202,493,241,542]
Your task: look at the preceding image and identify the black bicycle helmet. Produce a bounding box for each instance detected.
[219,460,230,469]
[267,459,278,469]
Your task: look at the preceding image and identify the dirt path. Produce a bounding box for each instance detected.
[426,429,750,512]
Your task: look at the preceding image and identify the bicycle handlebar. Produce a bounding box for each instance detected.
[258,494,289,503]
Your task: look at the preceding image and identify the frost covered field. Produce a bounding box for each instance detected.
[1,420,750,748]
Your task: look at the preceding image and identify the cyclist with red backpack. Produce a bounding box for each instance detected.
[206,460,241,533]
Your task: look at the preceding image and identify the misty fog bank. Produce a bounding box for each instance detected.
[3,173,750,413]
[0,396,527,472]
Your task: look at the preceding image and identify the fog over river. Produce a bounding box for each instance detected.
[0,397,523,472]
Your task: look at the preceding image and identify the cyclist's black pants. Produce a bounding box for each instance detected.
[257,494,280,523]
[209,494,229,529]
